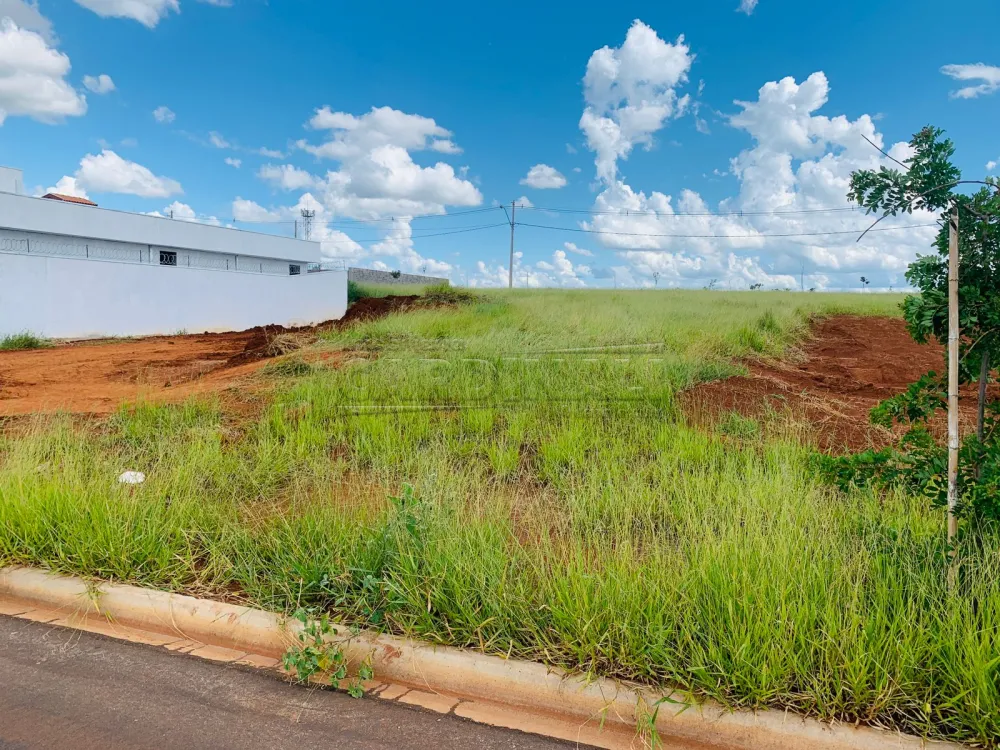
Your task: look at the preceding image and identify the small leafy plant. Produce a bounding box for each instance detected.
[421,282,479,305]
[0,332,48,351]
[717,411,760,439]
[282,608,372,697]
[347,280,366,303]
[815,374,1000,519]
[263,357,317,378]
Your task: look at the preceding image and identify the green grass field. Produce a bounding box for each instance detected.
[2,290,998,745]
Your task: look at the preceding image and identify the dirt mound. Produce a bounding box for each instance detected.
[0,294,433,417]
[224,324,316,368]
[682,315,969,452]
[338,295,422,326]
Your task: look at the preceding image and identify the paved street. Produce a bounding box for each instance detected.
[0,615,587,750]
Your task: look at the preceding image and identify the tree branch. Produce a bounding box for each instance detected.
[856,180,1000,242]
[862,134,910,170]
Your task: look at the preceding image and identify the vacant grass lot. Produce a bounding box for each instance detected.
[2,290,998,746]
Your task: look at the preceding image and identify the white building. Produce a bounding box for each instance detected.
[0,167,347,339]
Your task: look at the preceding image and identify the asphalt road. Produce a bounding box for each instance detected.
[0,615,586,750]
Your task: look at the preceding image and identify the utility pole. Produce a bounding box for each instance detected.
[300,209,316,241]
[947,205,960,586]
[294,219,299,239]
[508,200,516,289]
[800,263,805,292]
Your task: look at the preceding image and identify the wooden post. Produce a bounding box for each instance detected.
[947,205,960,586]
[975,351,990,481]
[508,200,516,289]
[978,352,990,445]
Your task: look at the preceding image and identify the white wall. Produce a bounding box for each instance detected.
[0,253,347,339]
[0,167,23,195]
[0,191,319,263]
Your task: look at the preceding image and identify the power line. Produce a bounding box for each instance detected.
[230,205,503,227]
[317,222,509,247]
[307,222,511,241]
[516,203,865,217]
[326,206,504,225]
[516,221,940,240]
[224,201,907,231]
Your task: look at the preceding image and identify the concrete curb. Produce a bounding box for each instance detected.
[0,567,962,750]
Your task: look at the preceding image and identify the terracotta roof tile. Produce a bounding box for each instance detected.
[42,193,98,207]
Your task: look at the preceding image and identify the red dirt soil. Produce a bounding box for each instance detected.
[339,295,421,325]
[682,315,983,452]
[0,331,278,416]
[0,295,422,417]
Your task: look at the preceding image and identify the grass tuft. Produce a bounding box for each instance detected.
[0,332,48,351]
[420,281,480,305]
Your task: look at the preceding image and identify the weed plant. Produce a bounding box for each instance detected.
[0,332,48,351]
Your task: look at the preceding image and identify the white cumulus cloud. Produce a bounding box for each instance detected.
[580,20,694,183]
[367,218,452,275]
[152,105,174,123]
[51,149,182,198]
[295,105,482,217]
[536,249,589,287]
[72,0,179,27]
[258,163,320,191]
[520,163,567,189]
[0,19,87,125]
[148,200,220,225]
[941,63,1000,99]
[232,197,279,222]
[563,241,594,257]
[431,139,462,154]
[738,0,759,14]
[578,22,937,291]
[224,156,241,168]
[45,175,88,199]
[82,73,115,94]
[208,130,231,148]
[472,248,591,289]
[240,104,484,278]
[0,0,53,41]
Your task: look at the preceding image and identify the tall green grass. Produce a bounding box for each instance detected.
[0,331,48,350]
[1,290,996,745]
[348,281,433,301]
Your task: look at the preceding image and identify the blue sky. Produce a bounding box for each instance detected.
[1,0,998,289]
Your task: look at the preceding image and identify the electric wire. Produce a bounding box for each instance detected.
[515,221,940,240]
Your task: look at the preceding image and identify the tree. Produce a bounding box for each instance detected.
[860,276,870,291]
[820,127,1000,518]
